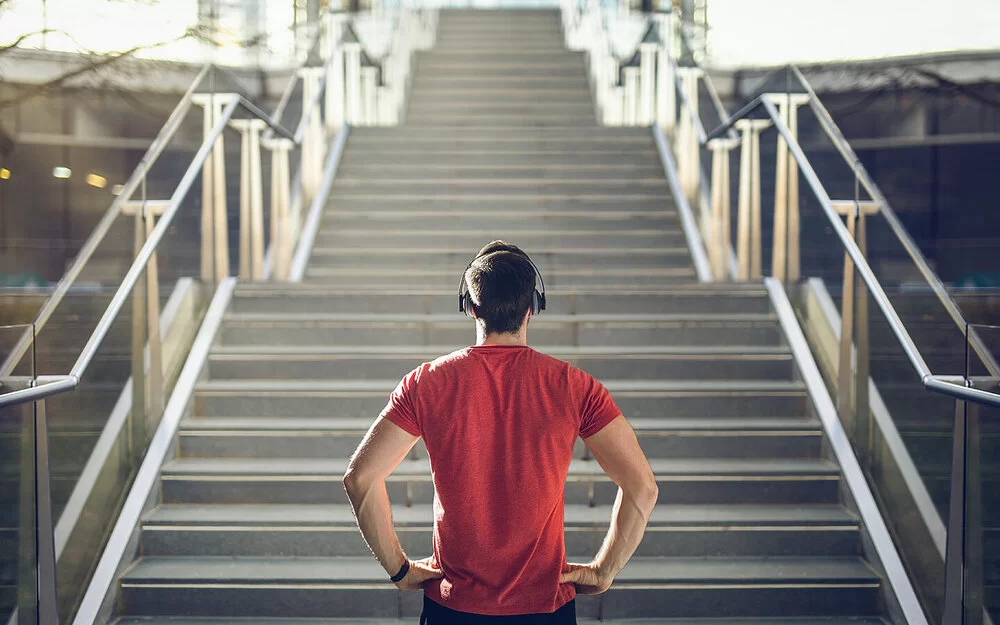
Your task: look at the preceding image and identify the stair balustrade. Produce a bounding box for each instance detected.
[0,7,437,625]
[562,1,1000,620]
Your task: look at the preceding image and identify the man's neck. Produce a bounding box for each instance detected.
[476,330,527,347]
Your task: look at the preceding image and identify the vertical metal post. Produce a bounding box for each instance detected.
[854,206,870,464]
[197,100,214,283]
[326,15,346,133]
[17,378,38,625]
[785,95,809,282]
[300,67,326,203]
[708,138,735,280]
[768,93,790,282]
[656,25,675,134]
[639,43,656,126]
[362,67,379,126]
[623,68,639,126]
[34,399,58,625]
[943,399,968,625]
[836,204,857,431]
[143,206,164,421]
[237,125,252,280]
[735,120,769,281]
[266,138,294,281]
[130,207,148,468]
[230,120,268,281]
[344,43,362,126]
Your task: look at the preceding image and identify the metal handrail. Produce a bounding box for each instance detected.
[0,17,346,406]
[672,18,999,378]
[693,87,1000,413]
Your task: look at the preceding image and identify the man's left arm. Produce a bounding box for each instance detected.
[343,416,443,590]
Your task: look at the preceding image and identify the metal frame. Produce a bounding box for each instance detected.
[289,125,351,282]
[766,278,930,625]
[652,123,712,282]
[70,278,237,625]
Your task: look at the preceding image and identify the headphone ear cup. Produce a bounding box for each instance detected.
[464,293,475,318]
[531,291,540,316]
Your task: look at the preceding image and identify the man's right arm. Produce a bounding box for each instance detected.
[561,414,658,594]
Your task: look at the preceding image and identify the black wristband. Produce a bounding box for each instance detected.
[390,559,410,583]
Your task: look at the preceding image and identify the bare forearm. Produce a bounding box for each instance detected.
[344,478,406,575]
[593,486,656,578]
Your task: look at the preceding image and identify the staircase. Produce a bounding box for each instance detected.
[109,9,892,624]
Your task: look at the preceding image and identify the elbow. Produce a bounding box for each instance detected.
[342,468,367,501]
[632,474,659,517]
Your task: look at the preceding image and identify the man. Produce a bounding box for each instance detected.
[344,241,659,623]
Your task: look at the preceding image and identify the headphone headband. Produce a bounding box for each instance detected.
[458,251,547,318]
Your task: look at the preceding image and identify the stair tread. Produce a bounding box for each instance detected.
[182,415,819,430]
[194,379,805,394]
[222,313,777,323]
[115,619,887,625]
[209,345,792,356]
[161,457,837,477]
[179,416,819,432]
[145,503,856,527]
[122,556,877,585]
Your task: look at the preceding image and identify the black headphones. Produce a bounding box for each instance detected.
[458,251,547,318]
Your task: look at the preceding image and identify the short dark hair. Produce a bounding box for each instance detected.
[464,241,536,335]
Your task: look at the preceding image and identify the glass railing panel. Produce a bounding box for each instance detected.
[964,324,1000,622]
[0,324,37,625]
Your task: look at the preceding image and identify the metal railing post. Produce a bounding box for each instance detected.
[676,67,702,211]
[655,13,676,135]
[344,43,363,126]
[300,67,326,203]
[362,67,379,126]
[639,43,656,126]
[326,15,346,134]
[734,119,770,281]
[264,137,294,281]
[832,200,878,457]
[229,119,267,281]
[623,67,639,126]
[708,137,738,280]
[34,399,59,625]
[193,94,235,285]
[765,92,809,283]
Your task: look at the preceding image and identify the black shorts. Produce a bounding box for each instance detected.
[419,596,577,624]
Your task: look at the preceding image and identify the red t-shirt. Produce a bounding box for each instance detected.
[380,344,621,616]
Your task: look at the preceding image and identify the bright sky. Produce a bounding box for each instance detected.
[0,0,297,64]
[706,0,1000,68]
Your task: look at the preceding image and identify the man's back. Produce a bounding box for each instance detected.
[381,344,620,615]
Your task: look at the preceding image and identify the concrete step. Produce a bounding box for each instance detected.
[317,209,678,231]
[119,556,876,618]
[408,86,592,101]
[141,503,856,558]
[228,286,773,316]
[301,266,697,288]
[305,248,692,270]
[416,51,583,64]
[323,196,674,212]
[192,379,808,420]
[404,115,599,127]
[410,77,590,91]
[411,65,587,78]
[338,150,660,168]
[111,617,886,625]
[177,415,822,461]
[336,163,663,179]
[311,229,688,250]
[347,135,641,149]
[159,455,838,506]
[218,313,784,349]
[205,345,796,382]
[330,179,669,196]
